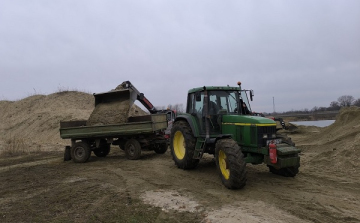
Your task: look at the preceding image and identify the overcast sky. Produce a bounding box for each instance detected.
[0,0,359,113]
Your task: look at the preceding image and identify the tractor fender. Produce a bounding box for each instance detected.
[173,114,200,137]
[215,134,232,141]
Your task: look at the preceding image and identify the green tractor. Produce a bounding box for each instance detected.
[170,82,300,189]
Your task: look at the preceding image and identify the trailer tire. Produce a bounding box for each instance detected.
[64,146,71,161]
[170,121,199,169]
[94,142,110,157]
[71,141,91,163]
[124,139,141,160]
[268,165,299,177]
[153,143,168,154]
[215,138,247,189]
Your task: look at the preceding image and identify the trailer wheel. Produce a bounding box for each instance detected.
[268,165,299,177]
[64,146,71,161]
[124,139,141,160]
[170,121,199,169]
[93,142,110,157]
[71,141,91,163]
[215,138,247,189]
[153,143,168,154]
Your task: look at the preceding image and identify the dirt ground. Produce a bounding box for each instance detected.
[0,92,359,223]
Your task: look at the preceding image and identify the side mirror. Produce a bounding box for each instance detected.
[250,90,254,101]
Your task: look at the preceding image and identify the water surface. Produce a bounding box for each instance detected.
[290,120,335,127]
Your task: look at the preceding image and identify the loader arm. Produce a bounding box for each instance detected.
[120,81,157,114]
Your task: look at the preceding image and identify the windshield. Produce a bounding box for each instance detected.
[207,90,252,115]
[208,91,238,114]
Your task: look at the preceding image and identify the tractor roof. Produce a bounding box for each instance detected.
[188,86,240,94]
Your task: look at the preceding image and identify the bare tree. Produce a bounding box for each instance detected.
[311,106,318,112]
[167,104,185,114]
[353,98,360,107]
[329,101,340,110]
[337,95,355,107]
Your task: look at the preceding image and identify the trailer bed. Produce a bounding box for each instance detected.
[60,114,167,139]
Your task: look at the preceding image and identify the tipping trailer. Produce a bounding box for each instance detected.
[60,86,168,163]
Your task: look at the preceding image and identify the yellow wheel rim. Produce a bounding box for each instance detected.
[219,150,230,180]
[173,131,185,160]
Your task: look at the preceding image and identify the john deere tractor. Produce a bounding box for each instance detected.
[170,82,300,189]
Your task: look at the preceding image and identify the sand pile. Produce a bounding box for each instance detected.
[0,91,148,147]
[294,107,360,177]
[0,91,94,146]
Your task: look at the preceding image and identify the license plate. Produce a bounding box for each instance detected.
[267,138,282,145]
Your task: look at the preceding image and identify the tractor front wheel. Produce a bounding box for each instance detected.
[170,121,199,169]
[215,138,247,189]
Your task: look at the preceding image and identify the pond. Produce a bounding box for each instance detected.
[289,120,335,127]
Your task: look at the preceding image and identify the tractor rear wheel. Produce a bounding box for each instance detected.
[215,138,247,189]
[124,139,141,160]
[268,165,299,177]
[170,121,199,169]
[71,141,91,163]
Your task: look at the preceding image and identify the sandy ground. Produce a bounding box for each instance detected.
[0,92,359,222]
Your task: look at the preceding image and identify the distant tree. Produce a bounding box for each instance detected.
[337,95,354,107]
[353,98,360,107]
[167,103,184,113]
[311,106,318,112]
[329,101,340,111]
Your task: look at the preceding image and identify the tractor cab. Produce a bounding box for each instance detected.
[186,82,254,134]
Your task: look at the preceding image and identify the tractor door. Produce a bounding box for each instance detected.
[187,91,206,134]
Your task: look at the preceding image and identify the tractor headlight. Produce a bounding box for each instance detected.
[263,134,268,139]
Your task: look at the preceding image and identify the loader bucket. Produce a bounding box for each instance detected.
[87,89,138,126]
[94,89,137,106]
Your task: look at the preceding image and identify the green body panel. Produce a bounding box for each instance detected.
[221,115,276,147]
[60,114,167,139]
[222,115,276,125]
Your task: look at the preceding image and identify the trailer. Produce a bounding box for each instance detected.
[60,113,168,163]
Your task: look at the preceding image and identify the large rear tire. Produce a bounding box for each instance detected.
[170,121,199,169]
[71,141,91,163]
[124,139,141,160]
[93,141,110,157]
[215,138,247,189]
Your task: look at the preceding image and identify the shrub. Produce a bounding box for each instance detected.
[1,136,37,157]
